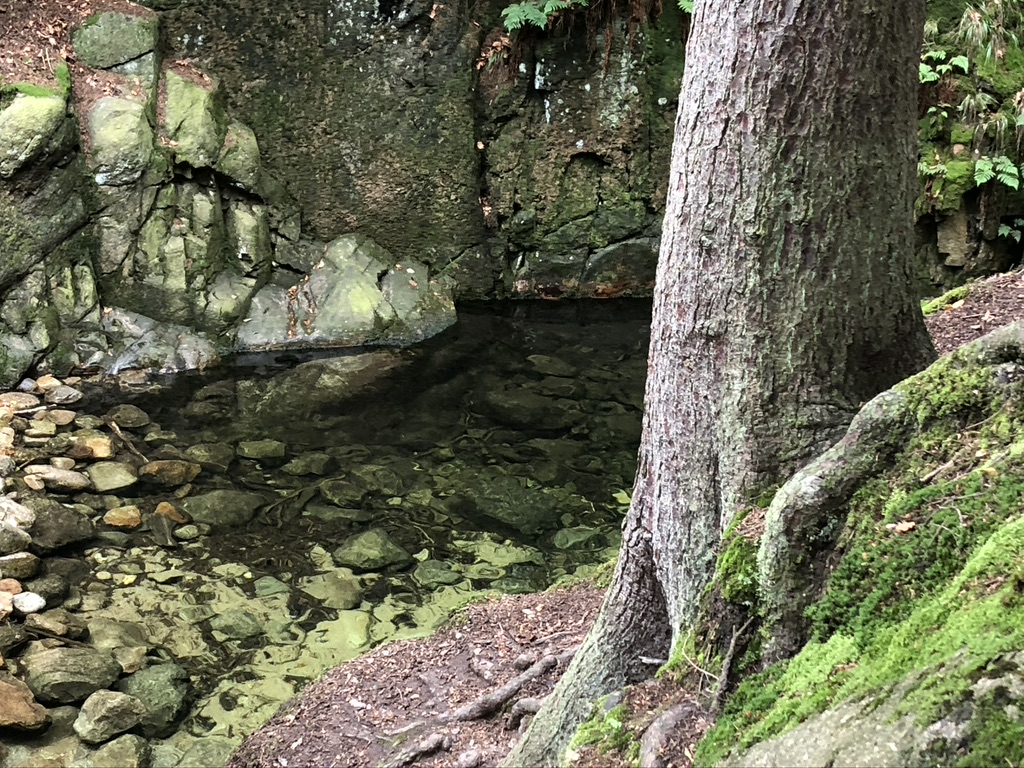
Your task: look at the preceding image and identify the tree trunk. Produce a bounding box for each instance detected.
[503,0,934,764]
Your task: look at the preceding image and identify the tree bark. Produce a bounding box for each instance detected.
[503,0,933,764]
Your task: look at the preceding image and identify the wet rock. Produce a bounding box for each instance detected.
[104,404,151,429]
[184,442,235,471]
[103,505,142,528]
[23,464,92,492]
[23,647,121,704]
[479,389,583,431]
[282,451,332,476]
[1,705,82,767]
[71,733,151,768]
[67,432,115,460]
[73,689,147,744]
[138,459,201,486]
[0,496,35,528]
[413,560,463,588]
[0,551,41,578]
[332,529,412,572]
[0,521,31,554]
[176,736,236,768]
[302,503,372,523]
[116,662,190,737]
[237,439,286,460]
[180,489,265,528]
[527,354,577,378]
[254,575,290,597]
[25,497,95,552]
[86,461,139,493]
[0,392,40,410]
[442,468,566,534]
[12,590,45,615]
[0,673,50,731]
[552,526,602,549]
[299,569,363,610]
[45,385,84,406]
[318,479,366,507]
[210,608,263,639]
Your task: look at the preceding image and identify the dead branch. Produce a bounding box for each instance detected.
[710,616,754,716]
[103,417,148,462]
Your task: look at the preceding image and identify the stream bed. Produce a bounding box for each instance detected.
[0,300,650,766]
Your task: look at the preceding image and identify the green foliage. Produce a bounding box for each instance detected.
[501,0,588,32]
[973,153,1020,188]
[998,216,1024,241]
[920,49,971,82]
[676,0,694,12]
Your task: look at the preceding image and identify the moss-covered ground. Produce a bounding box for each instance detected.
[695,343,1024,766]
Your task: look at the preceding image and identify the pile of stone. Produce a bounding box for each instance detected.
[0,374,198,767]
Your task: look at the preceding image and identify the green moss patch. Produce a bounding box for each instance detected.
[696,340,1024,766]
[921,284,972,317]
[569,700,641,765]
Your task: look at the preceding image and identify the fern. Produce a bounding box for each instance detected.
[501,0,587,32]
[678,0,694,11]
[974,155,1021,189]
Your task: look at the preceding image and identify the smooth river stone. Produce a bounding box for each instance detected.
[0,392,40,410]
[138,460,201,486]
[23,647,121,704]
[103,505,142,528]
[87,462,138,492]
[23,465,91,493]
[104,404,151,428]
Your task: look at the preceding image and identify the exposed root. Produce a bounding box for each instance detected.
[378,733,451,768]
[506,696,545,731]
[638,700,696,768]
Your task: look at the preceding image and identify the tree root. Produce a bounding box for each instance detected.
[638,700,695,768]
[507,697,545,731]
[378,733,451,768]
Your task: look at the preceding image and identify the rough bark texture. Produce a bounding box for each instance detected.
[503,0,934,764]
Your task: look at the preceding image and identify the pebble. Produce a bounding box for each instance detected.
[50,457,76,470]
[95,571,112,581]
[103,506,142,529]
[12,591,45,615]
[0,577,23,593]
[173,524,201,541]
[43,409,77,426]
[154,501,188,524]
[44,385,83,405]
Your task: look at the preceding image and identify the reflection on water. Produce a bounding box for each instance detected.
[72,300,651,755]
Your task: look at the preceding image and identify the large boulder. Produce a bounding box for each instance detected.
[72,11,159,70]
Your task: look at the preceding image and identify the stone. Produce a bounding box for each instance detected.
[552,526,602,549]
[236,439,286,460]
[49,456,77,470]
[527,354,577,378]
[184,442,235,471]
[0,589,12,619]
[105,404,152,429]
[0,673,50,731]
[24,497,94,552]
[153,500,188,523]
[25,419,57,437]
[72,733,151,768]
[138,459,201,486]
[210,609,263,639]
[67,433,115,459]
[23,647,121,704]
[180,489,265,528]
[103,505,142,528]
[299,569,363,610]
[88,97,153,186]
[44,385,83,405]
[12,590,45,615]
[44,409,78,426]
[479,388,582,431]
[0,496,36,528]
[0,93,66,179]
[332,529,412,572]
[161,70,226,168]
[87,461,138,492]
[73,689,147,744]
[0,521,32,555]
[282,451,333,476]
[23,464,92,493]
[216,121,262,191]
[72,11,158,69]
[412,560,463,588]
[116,662,189,737]
[253,576,291,597]
[176,737,235,768]
[0,551,41,579]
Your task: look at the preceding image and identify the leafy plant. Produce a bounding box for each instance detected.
[677,0,694,11]
[974,153,1020,188]
[958,90,997,122]
[998,217,1024,242]
[501,0,588,32]
[955,1,1021,63]
[919,49,970,83]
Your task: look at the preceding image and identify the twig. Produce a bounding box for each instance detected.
[710,616,754,716]
[103,417,148,462]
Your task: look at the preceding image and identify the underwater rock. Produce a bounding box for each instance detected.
[180,489,265,529]
[104,404,151,429]
[332,529,412,572]
[116,662,190,737]
[86,461,138,493]
[73,689,147,744]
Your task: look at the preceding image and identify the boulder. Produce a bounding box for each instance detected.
[161,70,226,168]
[299,569,363,610]
[0,521,31,555]
[23,647,121,704]
[73,689,147,744]
[0,93,67,179]
[72,11,158,69]
[332,529,412,572]
[24,497,94,552]
[87,97,153,186]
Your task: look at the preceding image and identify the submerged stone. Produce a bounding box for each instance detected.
[332,529,412,572]
[23,647,121,704]
[299,569,363,610]
[116,662,189,737]
[74,689,147,744]
[180,489,265,528]
[105,404,151,429]
[138,459,201,486]
[210,608,263,639]
[87,461,138,493]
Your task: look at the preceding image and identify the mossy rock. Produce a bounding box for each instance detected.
[161,70,227,168]
[0,92,67,178]
[72,11,159,70]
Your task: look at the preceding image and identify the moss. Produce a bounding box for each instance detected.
[931,159,977,213]
[949,123,974,145]
[570,701,641,764]
[956,706,1024,768]
[717,531,759,608]
[921,283,972,316]
[897,352,996,423]
[975,43,1024,99]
